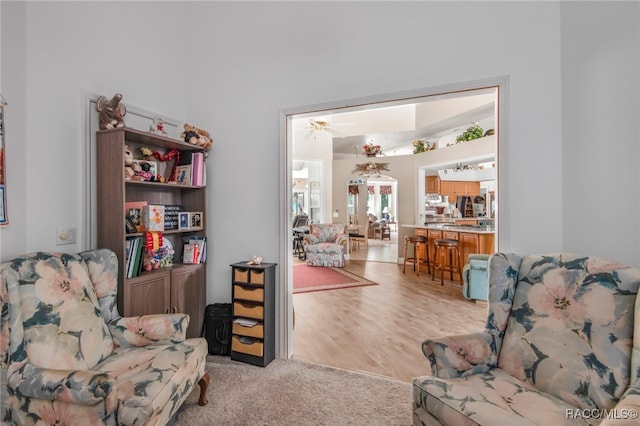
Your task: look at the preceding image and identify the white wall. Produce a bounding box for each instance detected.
[1,2,190,260]
[0,2,27,261]
[1,2,638,310]
[560,2,640,265]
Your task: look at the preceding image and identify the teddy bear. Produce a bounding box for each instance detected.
[149,116,168,137]
[180,123,213,150]
[124,145,141,180]
[97,93,127,130]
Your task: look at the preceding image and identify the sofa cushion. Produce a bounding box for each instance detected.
[305,242,344,255]
[2,252,114,370]
[498,254,640,411]
[413,368,595,426]
[95,337,207,424]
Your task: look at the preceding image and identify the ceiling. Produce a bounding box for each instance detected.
[303,88,497,160]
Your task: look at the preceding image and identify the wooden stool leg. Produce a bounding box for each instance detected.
[438,247,447,285]
[425,242,431,275]
[448,248,454,280]
[432,246,437,280]
[402,238,408,274]
[415,243,420,277]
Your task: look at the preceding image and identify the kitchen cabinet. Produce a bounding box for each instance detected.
[426,176,440,193]
[440,180,481,202]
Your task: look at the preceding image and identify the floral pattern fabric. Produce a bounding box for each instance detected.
[303,223,348,267]
[413,253,640,426]
[1,249,208,425]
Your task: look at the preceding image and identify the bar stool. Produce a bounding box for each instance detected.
[432,238,462,285]
[403,235,429,276]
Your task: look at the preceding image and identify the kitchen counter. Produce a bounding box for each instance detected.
[402,224,495,234]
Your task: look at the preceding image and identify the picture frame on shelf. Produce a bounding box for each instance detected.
[179,212,191,230]
[175,165,192,185]
[132,159,158,182]
[190,211,203,228]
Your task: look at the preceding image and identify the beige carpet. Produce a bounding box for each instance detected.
[175,356,412,425]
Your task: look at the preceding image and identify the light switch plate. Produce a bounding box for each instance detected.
[56,227,76,245]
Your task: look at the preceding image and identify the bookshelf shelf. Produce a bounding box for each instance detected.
[96,127,207,338]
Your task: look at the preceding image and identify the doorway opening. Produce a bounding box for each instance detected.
[280,77,507,374]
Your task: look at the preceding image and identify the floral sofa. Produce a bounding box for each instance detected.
[0,249,209,425]
[413,253,640,425]
[303,223,348,267]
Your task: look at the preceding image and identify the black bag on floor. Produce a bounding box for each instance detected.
[203,303,232,356]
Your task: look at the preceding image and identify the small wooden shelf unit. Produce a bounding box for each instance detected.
[230,261,277,367]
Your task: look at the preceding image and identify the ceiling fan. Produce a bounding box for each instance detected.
[308,119,356,137]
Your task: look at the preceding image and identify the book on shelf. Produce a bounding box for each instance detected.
[143,205,165,231]
[183,236,207,264]
[178,152,205,187]
[125,237,144,278]
[164,204,182,230]
[182,243,199,264]
[192,152,205,186]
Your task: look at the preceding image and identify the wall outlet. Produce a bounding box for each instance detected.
[56,227,76,245]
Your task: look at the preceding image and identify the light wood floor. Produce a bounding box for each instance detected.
[292,235,488,383]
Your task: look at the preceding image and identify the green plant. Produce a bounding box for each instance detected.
[455,124,484,143]
[412,139,435,154]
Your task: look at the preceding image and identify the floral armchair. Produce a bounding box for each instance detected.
[303,223,348,267]
[0,249,209,425]
[413,253,640,425]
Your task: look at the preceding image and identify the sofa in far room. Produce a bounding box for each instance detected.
[413,252,640,425]
[0,249,209,425]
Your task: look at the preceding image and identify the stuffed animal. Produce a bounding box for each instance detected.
[124,145,141,180]
[142,249,160,272]
[149,116,168,137]
[180,123,213,149]
[96,93,127,130]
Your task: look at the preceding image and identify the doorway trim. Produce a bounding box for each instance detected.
[278,75,509,359]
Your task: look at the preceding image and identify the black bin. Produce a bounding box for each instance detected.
[203,303,232,356]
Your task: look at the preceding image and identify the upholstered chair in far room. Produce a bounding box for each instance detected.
[413,253,640,426]
[1,249,209,425]
[461,253,490,302]
[303,223,348,267]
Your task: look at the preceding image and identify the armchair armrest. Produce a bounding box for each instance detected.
[601,379,640,425]
[336,234,349,247]
[109,314,189,347]
[303,235,319,246]
[467,253,491,263]
[8,362,117,407]
[422,332,497,379]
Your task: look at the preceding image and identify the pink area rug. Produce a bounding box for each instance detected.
[293,264,378,294]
